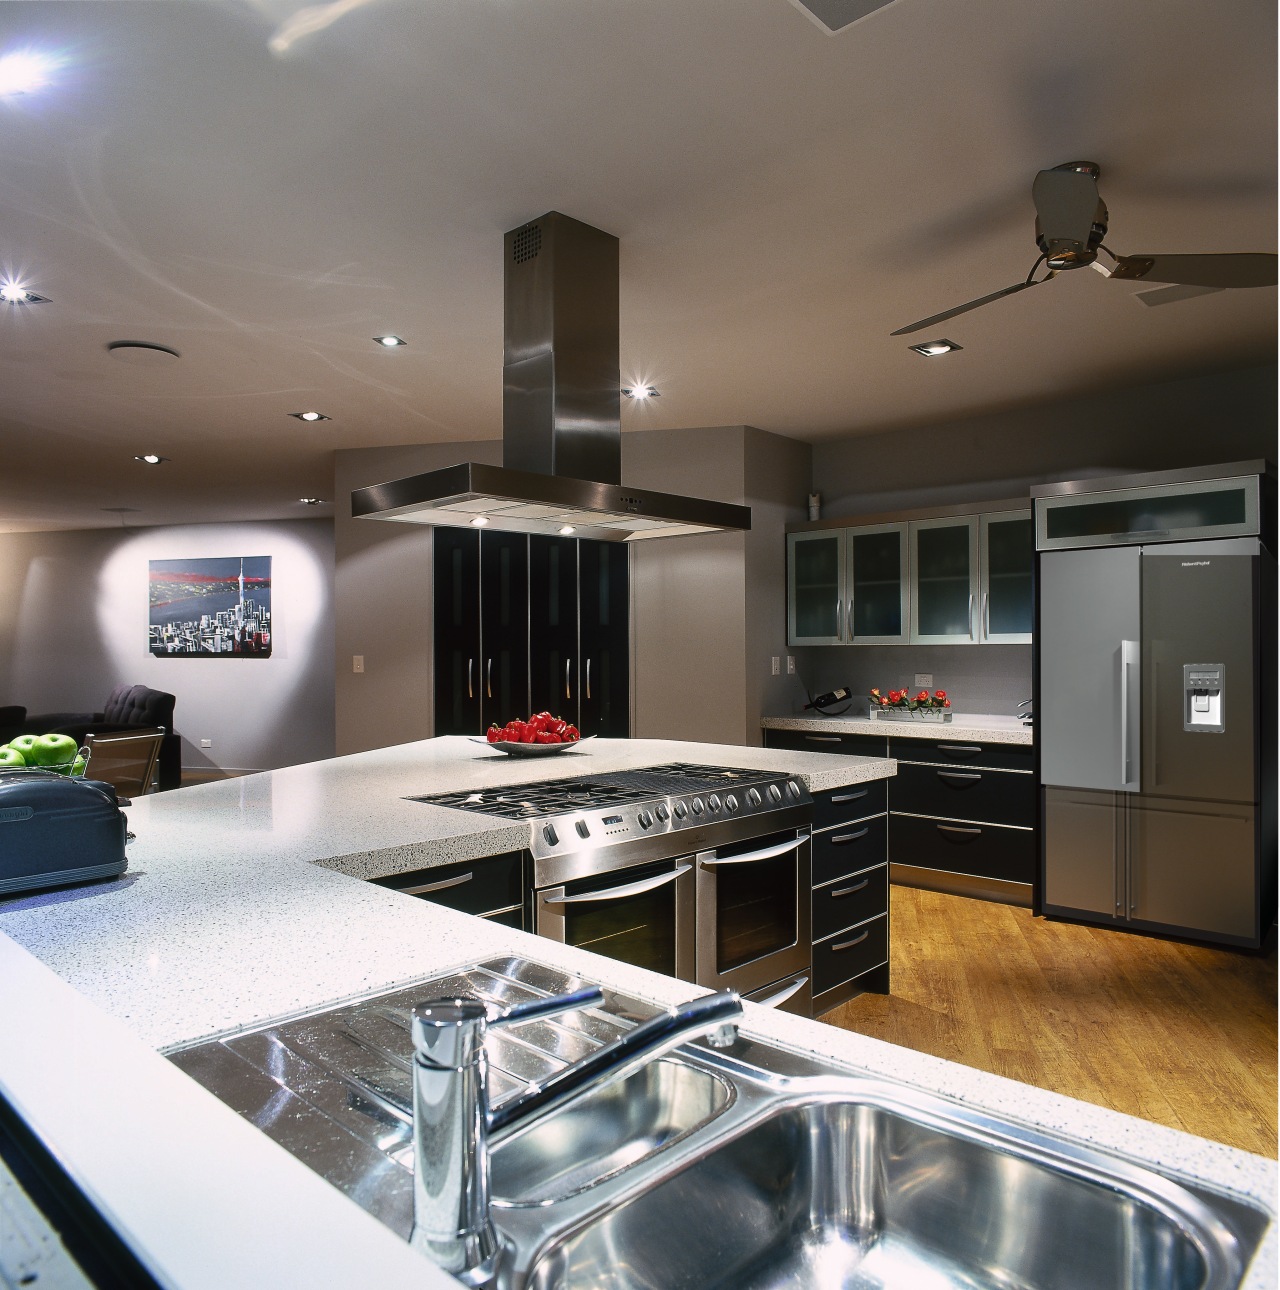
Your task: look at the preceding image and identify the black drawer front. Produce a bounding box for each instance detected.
[813,864,887,942]
[813,813,887,886]
[765,728,889,757]
[889,737,1033,772]
[812,779,888,831]
[374,850,523,917]
[890,813,1034,884]
[892,761,1034,827]
[813,914,887,996]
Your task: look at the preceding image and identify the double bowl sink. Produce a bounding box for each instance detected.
[170,956,1270,1289]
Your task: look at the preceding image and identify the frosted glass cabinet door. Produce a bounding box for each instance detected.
[979,512,1033,643]
[847,523,909,643]
[787,531,846,644]
[910,518,978,644]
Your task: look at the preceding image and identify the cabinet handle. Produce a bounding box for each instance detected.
[830,929,870,952]
[936,770,982,782]
[835,595,842,639]
[565,658,572,701]
[830,878,871,898]
[486,657,492,699]
[830,827,870,845]
[805,735,843,743]
[755,975,808,1009]
[937,824,982,837]
[968,593,974,641]
[586,658,591,701]
[937,744,982,756]
[400,871,473,897]
[831,789,869,803]
[983,591,990,639]
[467,658,474,700]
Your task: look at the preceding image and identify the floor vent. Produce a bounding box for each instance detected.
[788,0,900,33]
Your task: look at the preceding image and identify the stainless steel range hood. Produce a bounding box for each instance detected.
[351,212,750,542]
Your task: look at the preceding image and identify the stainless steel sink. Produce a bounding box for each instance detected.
[523,1085,1258,1290]
[168,956,1271,1290]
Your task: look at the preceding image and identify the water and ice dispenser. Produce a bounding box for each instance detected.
[1183,664,1225,733]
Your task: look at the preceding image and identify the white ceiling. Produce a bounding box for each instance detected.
[1,0,1274,533]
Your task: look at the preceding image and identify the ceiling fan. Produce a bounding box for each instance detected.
[891,161,1278,336]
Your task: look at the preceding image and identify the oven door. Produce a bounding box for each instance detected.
[695,830,811,996]
[535,857,696,983]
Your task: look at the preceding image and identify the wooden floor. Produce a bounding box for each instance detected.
[822,885,1278,1157]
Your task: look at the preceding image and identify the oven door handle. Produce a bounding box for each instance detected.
[754,975,809,1010]
[542,864,692,905]
[700,836,805,868]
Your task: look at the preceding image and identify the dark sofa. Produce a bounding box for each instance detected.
[22,685,181,790]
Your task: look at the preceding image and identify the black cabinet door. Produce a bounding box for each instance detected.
[433,528,481,735]
[479,532,529,729]
[579,540,629,737]
[529,535,579,722]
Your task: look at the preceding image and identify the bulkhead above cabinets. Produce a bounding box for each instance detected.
[786,503,1033,647]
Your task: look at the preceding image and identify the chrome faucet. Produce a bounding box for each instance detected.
[408,985,743,1285]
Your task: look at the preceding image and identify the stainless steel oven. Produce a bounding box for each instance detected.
[695,828,811,997]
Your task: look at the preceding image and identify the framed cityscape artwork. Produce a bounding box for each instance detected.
[149,556,272,657]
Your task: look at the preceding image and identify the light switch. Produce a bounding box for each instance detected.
[771,656,780,675]
[353,655,365,673]
[914,673,933,688]
[786,657,795,674]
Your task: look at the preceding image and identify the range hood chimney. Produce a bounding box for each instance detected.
[351,212,750,541]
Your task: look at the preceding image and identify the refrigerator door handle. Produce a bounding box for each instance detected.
[1119,640,1141,791]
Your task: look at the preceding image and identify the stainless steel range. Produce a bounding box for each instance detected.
[413,764,814,1013]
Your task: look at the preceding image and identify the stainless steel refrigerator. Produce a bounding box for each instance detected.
[1038,535,1273,947]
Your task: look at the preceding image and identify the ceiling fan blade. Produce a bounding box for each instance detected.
[1031,164,1100,252]
[890,278,1045,336]
[1108,253,1277,289]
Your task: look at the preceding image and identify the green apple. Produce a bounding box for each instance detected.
[27,733,80,767]
[7,735,39,763]
[0,745,25,768]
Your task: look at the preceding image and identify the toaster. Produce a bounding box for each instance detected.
[0,770,129,898]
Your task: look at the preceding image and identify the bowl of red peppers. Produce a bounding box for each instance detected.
[474,712,589,756]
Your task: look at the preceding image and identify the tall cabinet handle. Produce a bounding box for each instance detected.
[968,594,975,641]
[586,658,592,700]
[1119,640,1140,791]
[565,658,572,701]
[982,591,990,639]
[467,658,473,700]
[835,596,842,640]
[486,658,492,699]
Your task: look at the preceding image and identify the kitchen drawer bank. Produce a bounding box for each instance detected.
[764,717,1036,906]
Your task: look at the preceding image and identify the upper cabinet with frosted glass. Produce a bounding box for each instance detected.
[786,504,1032,646]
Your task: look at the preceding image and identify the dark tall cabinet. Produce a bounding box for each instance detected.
[434,529,629,738]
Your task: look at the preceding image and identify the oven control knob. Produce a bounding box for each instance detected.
[707,794,721,813]
[672,801,687,820]
[786,780,801,799]
[655,803,670,822]
[637,810,653,829]
[725,794,739,813]
[575,820,591,839]
[543,823,559,847]
[768,783,783,802]
[690,797,704,815]
[746,788,762,808]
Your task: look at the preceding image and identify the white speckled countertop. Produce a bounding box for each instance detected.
[763,712,1035,745]
[0,736,1272,1289]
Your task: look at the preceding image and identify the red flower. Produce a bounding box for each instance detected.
[934,689,947,700]
[943,698,951,708]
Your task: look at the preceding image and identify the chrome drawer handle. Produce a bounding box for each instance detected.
[829,827,870,845]
[543,864,691,905]
[755,976,808,1009]
[805,735,842,743]
[831,789,869,802]
[829,878,871,898]
[400,871,473,896]
[701,837,805,868]
[937,744,981,755]
[937,771,982,782]
[830,929,870,952]
[937,824,982,836]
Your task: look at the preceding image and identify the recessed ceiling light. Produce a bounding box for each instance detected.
[0,52,57,97]
[134,454,169,465]
[373,335,406,348]
[471,516,489,527]
[908,338,963,357]
[1,281,48,305]
[289,411,331,422]
[622,386,660,400]
[299,497,326,506]
[558,525,576,536]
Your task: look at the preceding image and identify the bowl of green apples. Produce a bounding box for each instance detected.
[0,733,87,777]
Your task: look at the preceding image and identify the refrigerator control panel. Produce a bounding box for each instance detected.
[1184,663,1225,734]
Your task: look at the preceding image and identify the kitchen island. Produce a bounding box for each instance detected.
[0,737,1273,1289]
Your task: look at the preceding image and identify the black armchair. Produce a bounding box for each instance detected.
[0,706,26,745]
[23,685,181,791]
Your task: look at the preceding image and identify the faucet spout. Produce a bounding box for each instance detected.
[407,986,743,1285]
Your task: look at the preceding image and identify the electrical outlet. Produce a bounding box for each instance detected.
[771,656,780,676]
[199,739,212,749]
[786,656,795,674]
[914,673,933,688]
[353,655,365,673]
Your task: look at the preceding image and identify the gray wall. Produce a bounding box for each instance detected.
[0,520,335,773]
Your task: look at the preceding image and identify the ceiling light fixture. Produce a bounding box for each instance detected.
[299,497,326,506]
[289,411,331,422]
[558,525,576,536]
[1,281,48,305]
[470,516,489,527]
[134,454,169,465]
[622,385,660,400]
[908,338,963,357]
[0,51,57,97]
[373,334,406,348]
